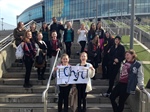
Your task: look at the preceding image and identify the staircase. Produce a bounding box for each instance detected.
[0,30,14,40]
[0,21,132,112]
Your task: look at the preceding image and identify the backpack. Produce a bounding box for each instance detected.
[15,44,24,59]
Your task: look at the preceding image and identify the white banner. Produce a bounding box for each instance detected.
[57,66,89,84]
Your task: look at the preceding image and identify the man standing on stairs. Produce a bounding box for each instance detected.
[102,36,125,97]
[50,17,65,40]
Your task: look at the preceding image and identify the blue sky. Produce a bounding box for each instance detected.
[0,0,41,26]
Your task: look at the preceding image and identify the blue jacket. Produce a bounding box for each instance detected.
[126,60,144,94]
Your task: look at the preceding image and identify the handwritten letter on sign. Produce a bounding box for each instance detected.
[57,66,89,84]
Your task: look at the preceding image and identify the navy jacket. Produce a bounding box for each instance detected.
[126,60,144,94]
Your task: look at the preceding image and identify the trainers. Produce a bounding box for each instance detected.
[102,93,111,97]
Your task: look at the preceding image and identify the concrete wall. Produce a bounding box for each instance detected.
[127,90,141,112]
[0,42,16,78]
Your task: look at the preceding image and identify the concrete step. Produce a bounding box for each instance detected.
[0,78,108,86]
[0,93,111,104]
[0,85,108,94]
[11,62,78,67]
[2,71,102,79]
[0,103,131,112]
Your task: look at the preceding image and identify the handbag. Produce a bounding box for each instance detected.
[15,43,24,59]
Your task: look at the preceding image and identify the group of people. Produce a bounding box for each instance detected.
[13,17,145,112]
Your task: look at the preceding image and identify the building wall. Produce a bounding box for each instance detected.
[17,0,150,23]
[17,2,44,23]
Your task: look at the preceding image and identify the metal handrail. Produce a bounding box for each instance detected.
[0,20,36,52]
[42,51,60,112]
[138,88,150,112]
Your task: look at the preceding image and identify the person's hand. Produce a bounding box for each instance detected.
[54,67,58,71]
[114,58,119,63]
[56,48,60,51]
[90,66,94,71]
[20,36,23,39]
[43,53,46,56]
[21,42,24,47]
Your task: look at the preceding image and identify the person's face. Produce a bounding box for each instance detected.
[43,23,47,28]
[94,36,99,41]
[97,23,101,28]
[20,22,24,28]
[52,32,57,40]
[61,56,69,65]
[37,33,43,40]
[80,53,87,62]
[106,32,110,38]
[92,24,96,30]
[115,38,120,45]
[81,24,85,29]
[53,18,57,23]
[125,52,133,62]
[31,24,36,30]
[67,22,72,28]
[27,32,32,39]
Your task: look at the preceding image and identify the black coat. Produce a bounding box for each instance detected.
[95,29,104,39]
[108,44,125,66]
[103,37,114,56]
[50,23,65,39]
[63,28,74,42]
[88,42,101,62]
[47,39,62,58]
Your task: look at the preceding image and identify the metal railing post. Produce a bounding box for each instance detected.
[44,92,48,112]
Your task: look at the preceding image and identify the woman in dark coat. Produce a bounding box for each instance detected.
[13,22,26,46]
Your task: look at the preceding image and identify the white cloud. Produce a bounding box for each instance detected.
[0,0,41,26]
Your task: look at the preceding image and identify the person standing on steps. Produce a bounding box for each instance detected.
[40,22,50,45]
[77,23,88,53]
[76,52,95,112]
[47,30,62,75]
[88,35,101,80]
[102,36,125,97]
[110,50,145,112]
[54,54,71,112]
[87,23,96,43]
[35,32,47,80]
[22,30,36,88]
[13,22,26,46]
[101,31,114,79]
[95,21,105,50]
[63,21,74,57]
[30,22,38,43]
[50,17,65,40]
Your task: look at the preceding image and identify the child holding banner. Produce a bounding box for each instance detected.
[54,54,71,112]
[76,52,95,112]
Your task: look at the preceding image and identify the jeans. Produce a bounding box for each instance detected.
[79,41,86,53]
[76,84,87,112]
[58,85,71,112]
[65,42,72,57]
[24,56,33,85]
[110,82,130,112]
[107,64,120,94]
